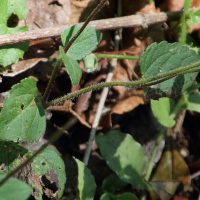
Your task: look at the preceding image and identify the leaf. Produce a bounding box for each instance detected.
[61,25,102,60]
[190,9,200,32]
[100,192,139,200]
[74,158,96,200]
[0,141,30,173]
[31,147,66,200]
[187,92,200,112]
[95,130,147,189]
[0,171,32,200]
[0,78,46,143]
[141,41,200,100]
[151,98,175,127]
[83,54,98,73]
[184,0,192,12]
[59,46,82,86]
[102,173,128,192]
[148,181,181,200]
[0,0,29,67]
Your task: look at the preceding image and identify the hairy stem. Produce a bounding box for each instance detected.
[45,60,200,108]
[95,54,139,60]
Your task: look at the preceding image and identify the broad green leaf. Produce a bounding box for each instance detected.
[96,130,147,189]
[59,46,82,86]
[83,54,98,73]
[0,0,29,67]
[0,78,46,143]
[187,92,200,112]
[13,0,28,20]
[0,141,30,173]
[100,192,139,200]
[102,173,128,192]
[74,158,96,200]
[61,25,102,60]
[31,147,66,200]
[0,171,32,200]
[141,41,200,100]
[151,98,175,127]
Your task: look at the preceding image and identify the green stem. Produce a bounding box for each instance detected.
[95,54,139,60]
[0,117,77,187]
[42,0,108,102]
[45,60,200,108]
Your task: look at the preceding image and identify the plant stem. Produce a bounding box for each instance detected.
[45,60,200,108]
[42,0,108,102]
[64,0,108,53]
[42,57,62,102]
[0,117,77,187]
[95,54,139,60]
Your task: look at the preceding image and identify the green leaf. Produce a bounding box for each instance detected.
[0,78,46,143]
[95,130,147,189]
[12,0,28,20]
[184,0,192,12]
[74,158,96,200]
[141,41,200,100]
[59,46,82,86]
[100,192,139,200]
[83,54,98,73]
[0,141,30,173]
[61,25,102,60]
[0,0,29,67]
[187,92,200,112]
[102,173,128,192]
[0,171,32,200]
[190,9,200,32]
[151,98,175,127]
[31,147,66,200]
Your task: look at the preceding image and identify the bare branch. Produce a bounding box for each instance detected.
[0,11,182,46]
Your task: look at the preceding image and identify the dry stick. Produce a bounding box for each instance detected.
[42,0,108,102]
[0,11,183,47]
[83,34,120,165]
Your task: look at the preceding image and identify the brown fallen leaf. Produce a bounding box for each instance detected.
[149,128,191,200]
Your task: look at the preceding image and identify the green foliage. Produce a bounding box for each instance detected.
[60,25,102,85]
[0,171,32,200]
[59,46,82,86]
[83,54,98,73]
[0,141,30,172]
[141,41,200,100]
[95,130,147,189]
[102,174,128,192]
[31,147,66,199]
[0,0,29,67]
[100,192,139,200]
[0,78,46,143]
[74,158,96,200]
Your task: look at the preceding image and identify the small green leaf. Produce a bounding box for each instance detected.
[0,78,46,143]
[31,147,66,200]
[0,171,32,200]
[100,192,139,200]
[102,173,128,192]
[59,46,82,86]
[74,158,96,200]
[83,54,98,73]
[187,92,200,112]
[151,98,175,127]
[96,130,147,189]
[61,25,102,60]
[0,141,30,173]
[184,0,192,12]
[0,0,29,67]
[190,9,200,31]
[141,41,200,100]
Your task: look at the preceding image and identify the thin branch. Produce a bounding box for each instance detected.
[0,11,183,47]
